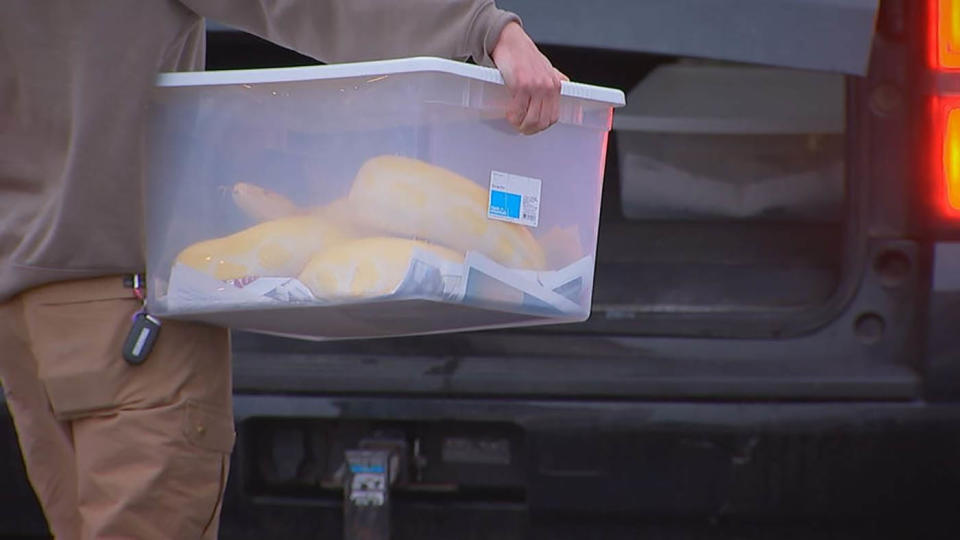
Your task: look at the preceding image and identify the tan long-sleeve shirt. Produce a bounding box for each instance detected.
[0,0,518,301]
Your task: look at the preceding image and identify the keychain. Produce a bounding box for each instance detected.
[122,274,161,365]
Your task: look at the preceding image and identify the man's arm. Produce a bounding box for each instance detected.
[181,0,514,67]
[491,21,567,135]
[180,0,562,133]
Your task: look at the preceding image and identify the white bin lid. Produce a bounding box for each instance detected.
[157,56,625,106]
[613,64,844,134]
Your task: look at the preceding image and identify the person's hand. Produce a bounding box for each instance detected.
[491,22,568,135]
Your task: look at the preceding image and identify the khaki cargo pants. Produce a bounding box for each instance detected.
[0,276,235,539]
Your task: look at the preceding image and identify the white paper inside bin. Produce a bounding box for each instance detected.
[541,255,594,304]
[459,252,586,315]
[159,249,593,339]
[393,249,465,302]
[164,265,316,312]
[164,247,466,313]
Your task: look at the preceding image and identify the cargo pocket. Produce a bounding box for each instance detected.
[23,277,230,421]
[97,400,236,539]
[183,399,236,453]
[22,287,144,419]
[181,400,234,539]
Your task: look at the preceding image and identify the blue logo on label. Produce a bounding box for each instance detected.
[490,190,521,219]
[349,464,385,474]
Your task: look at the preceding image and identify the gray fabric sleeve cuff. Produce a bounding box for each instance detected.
[475,6,522,67]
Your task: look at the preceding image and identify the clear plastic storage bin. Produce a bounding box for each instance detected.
[144,57,624,339]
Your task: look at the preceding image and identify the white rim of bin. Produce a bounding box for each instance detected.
[156,56,625,107]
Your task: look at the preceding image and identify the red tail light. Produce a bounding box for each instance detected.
[944,107,960,212]
[935,99,960,217]
[930,1,960,220]
[933,0,960,69]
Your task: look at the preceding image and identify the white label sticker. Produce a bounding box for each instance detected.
[131,328,151,357]
[488,170,541,228]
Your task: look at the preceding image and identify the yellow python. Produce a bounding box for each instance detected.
[346,156,547,270]
[175,156,565,299]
